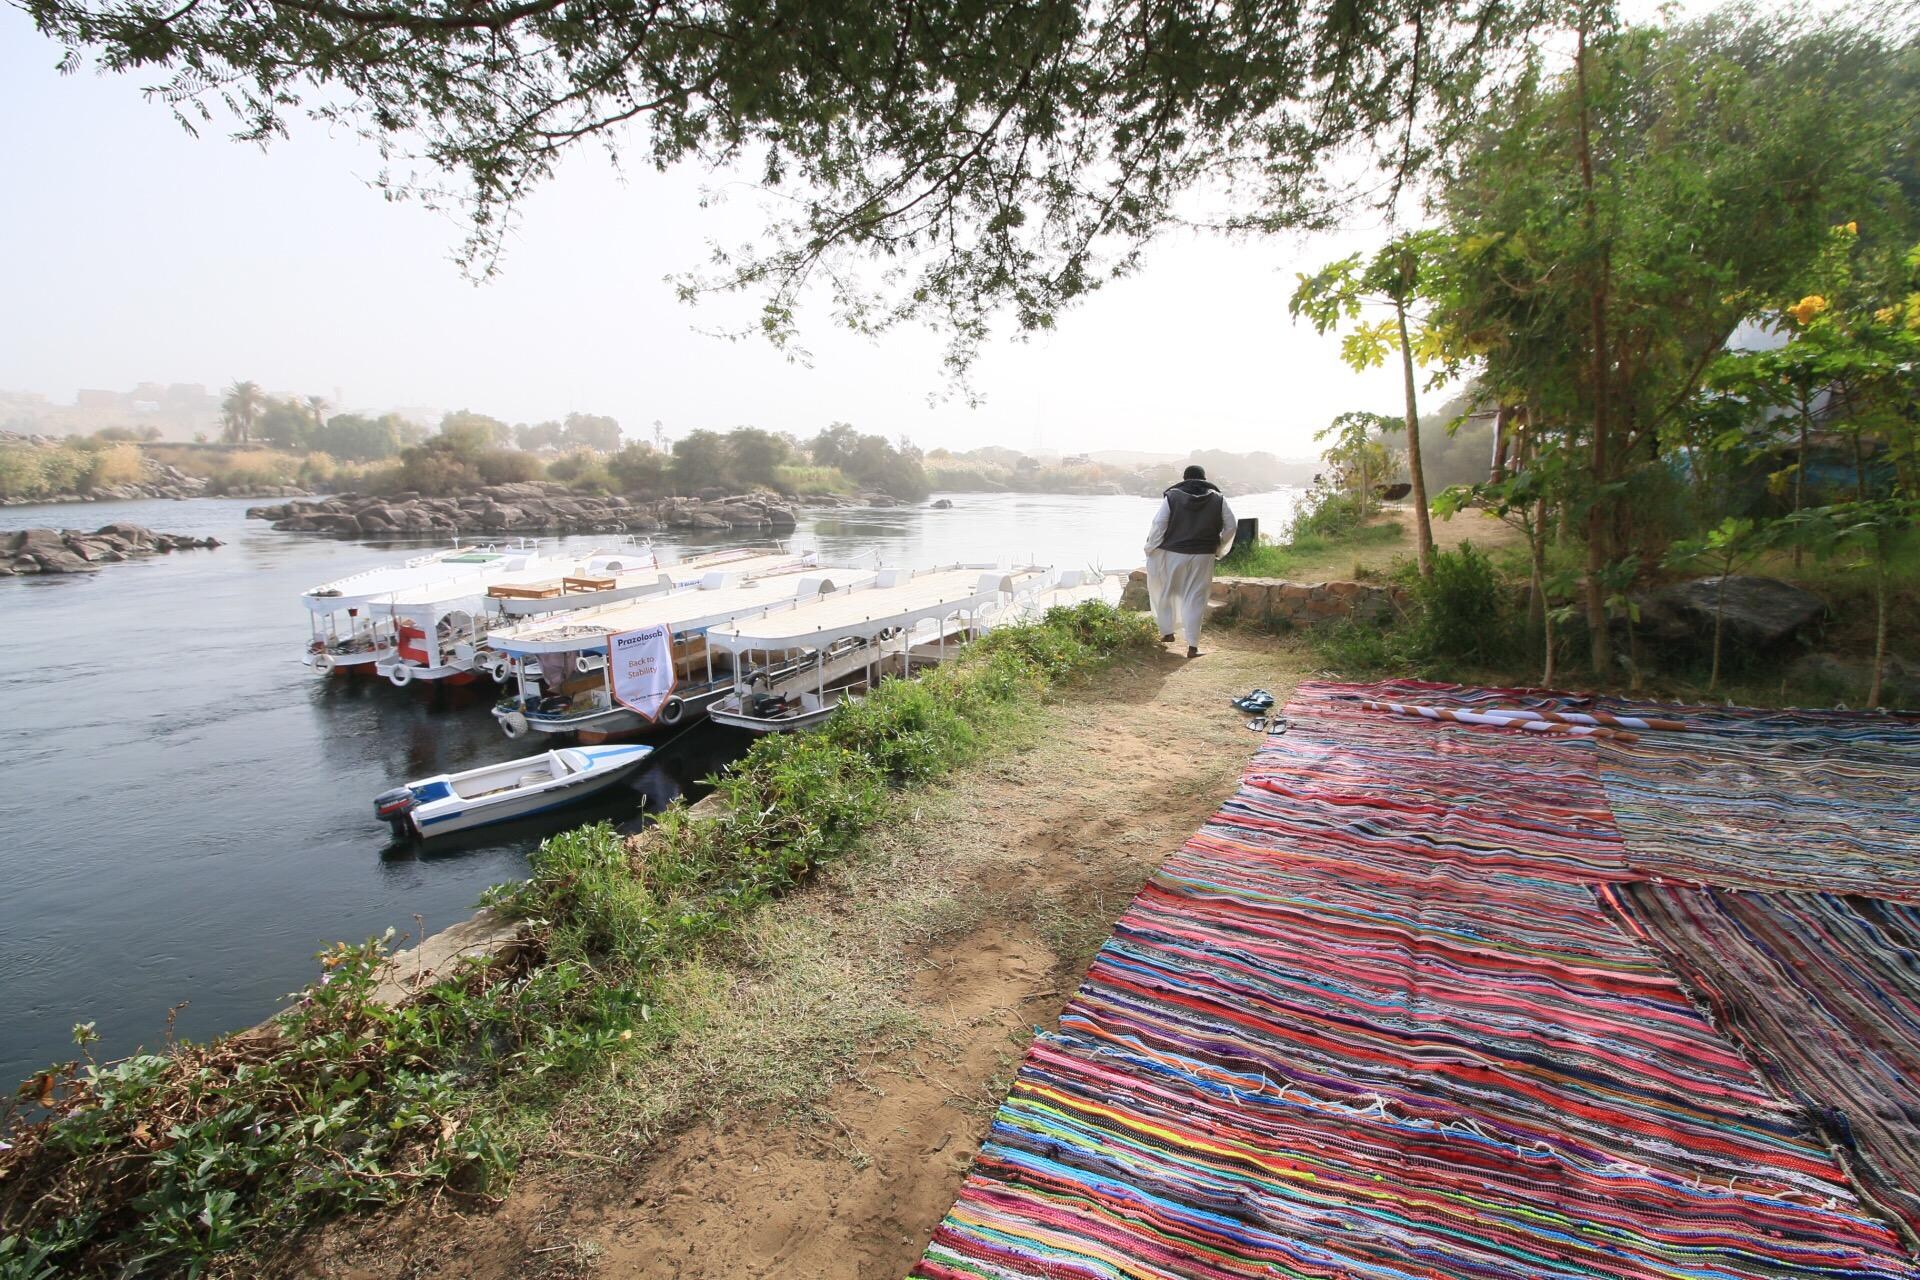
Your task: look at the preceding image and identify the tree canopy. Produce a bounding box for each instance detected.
[25,0,1547,369]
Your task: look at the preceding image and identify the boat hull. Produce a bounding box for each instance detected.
[492,683,729,739]
[400,746,654,838]
[708,692,847,733]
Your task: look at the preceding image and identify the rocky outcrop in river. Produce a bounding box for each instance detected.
[2,523,222,574]
[246,482,805,537]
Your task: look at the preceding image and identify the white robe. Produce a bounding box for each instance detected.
[1144,493,1237,648]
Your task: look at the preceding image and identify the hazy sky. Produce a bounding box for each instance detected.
[0,3,1749,458]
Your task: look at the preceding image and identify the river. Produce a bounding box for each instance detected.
[0,488,1299,1086]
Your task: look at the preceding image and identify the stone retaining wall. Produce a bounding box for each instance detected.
[1123,570,1405,627]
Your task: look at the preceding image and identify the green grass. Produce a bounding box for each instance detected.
[1219,520,1405,581]
[0,602,1156,1280]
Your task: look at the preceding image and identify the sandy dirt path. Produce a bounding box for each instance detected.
[287,628,1299,1280]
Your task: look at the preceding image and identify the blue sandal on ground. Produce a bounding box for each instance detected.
[1231,689,1275,713]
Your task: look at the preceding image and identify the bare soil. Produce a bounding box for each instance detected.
[280,628,1299,1280]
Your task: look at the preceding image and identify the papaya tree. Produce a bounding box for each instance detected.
[1315,411,1402,518]
[1291,231,1456,578]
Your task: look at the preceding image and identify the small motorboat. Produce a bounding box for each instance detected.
[372,744,654,838]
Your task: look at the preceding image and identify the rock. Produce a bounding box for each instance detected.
[764,505,798,530]
[65,538,118,563]
[691,512,729,529]
[866,494,897,508]
[1635,576,1825,660]
[31,547,98,573]
[930,498,954,509]
[96,522,152,548]
[9,528,66,558]
[1788,652,1920,709]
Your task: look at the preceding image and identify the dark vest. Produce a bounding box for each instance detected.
[1159,480,1224,554]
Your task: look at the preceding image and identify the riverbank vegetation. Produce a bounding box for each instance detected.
[0,603,1155,1279]
[0,438,147,502]
[1202,11,1920,709]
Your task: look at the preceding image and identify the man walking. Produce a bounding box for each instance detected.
[1144,464,1237,658]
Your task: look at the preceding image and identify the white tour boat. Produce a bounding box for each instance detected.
[466,547,826,685]
[301,541,543,677]
[704,565,1039,733]
[373,542,660,688]
[372,744,654,838]
[487,567,874,740]
[987,567,1126,626]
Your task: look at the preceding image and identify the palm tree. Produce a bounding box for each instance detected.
[221,381,264,444]
[304,394,330,431]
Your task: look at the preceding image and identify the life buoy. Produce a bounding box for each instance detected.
[659,697,685,726]
[500,710,529,739]
[487,656,510,683]
[388,664,415,688]
[312,652,337,676]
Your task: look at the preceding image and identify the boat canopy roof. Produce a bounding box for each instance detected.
[706,565,1027,651]
[301,545,536,613]
[487,569,874,654]
[660,551,818,585]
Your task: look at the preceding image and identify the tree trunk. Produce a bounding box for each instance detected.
[1793,401,1810,569]
[1531,505,1551,684]
[1709,570,1726,694]
[1870,569,1888,708]
[1396,300,1434,579]
[1575,14,1613,676]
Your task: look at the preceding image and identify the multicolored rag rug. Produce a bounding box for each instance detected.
[1600,883,1920,1248]
[912,683,1919,1279]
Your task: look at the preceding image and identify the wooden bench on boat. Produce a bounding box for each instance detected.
[489,582,566,600]
[564,574,619,593]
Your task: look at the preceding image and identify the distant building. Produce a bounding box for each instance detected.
[0,382,220,440]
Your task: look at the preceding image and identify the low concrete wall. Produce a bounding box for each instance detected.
[1124,570,1405,628]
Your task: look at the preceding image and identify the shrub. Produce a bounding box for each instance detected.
[548,449,611,493]
[297,451,338,488]
[771,464,850,496]
[476,449,545,485]
[0,445,46,499]
[396,448,480,497]
[610,444,671,495]
[1288,482,1369,544]
[84,445,146,490]
[34,448,91,496]
[1401,541,1519,668]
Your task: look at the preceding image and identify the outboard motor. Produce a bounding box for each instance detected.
[373,787,419,838]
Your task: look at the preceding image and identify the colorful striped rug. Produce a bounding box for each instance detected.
[913,683,1917,1279]
[1319,679,1920,901]
[1600,883,1920,1249]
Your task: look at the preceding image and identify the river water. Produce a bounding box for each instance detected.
[0,488,1298,1085]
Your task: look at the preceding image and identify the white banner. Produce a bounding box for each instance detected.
[606,623,677,721]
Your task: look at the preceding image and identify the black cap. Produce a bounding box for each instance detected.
[1182,464,1206,481]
